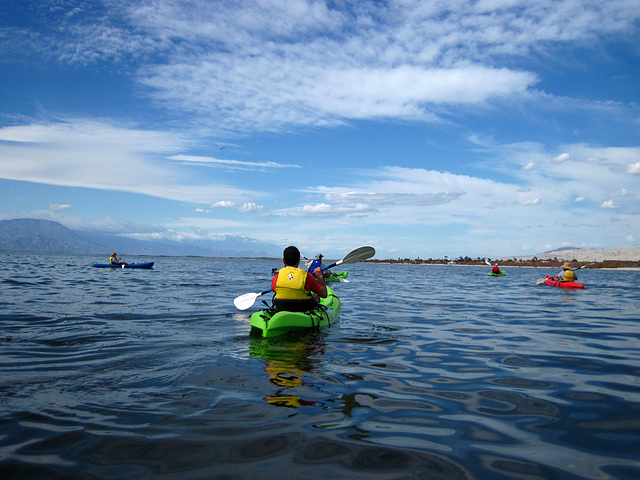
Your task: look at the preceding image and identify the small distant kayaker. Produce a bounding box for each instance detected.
[272,246,327,312]
[491,263,500,274]
[556,262,576,282]
[109,252,127,265]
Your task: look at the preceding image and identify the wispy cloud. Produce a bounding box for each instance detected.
[272,202,378,218]
[7,1,637,133]
[170,155,300,170]
[0,119,257,204]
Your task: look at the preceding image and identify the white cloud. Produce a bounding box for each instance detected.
[212,201,235,208]
[50,204,72,212]
[553,153,571,162]
[239,202,263,213]
[601,200,618,208]
[629,162,640,175]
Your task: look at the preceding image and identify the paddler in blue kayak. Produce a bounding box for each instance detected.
[556,262,577,282]
[109,252,127,265]
[271,246,327,312]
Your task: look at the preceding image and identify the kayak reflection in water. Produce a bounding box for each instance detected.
[250,338,324,408]
[263,360,317,407]
[109,252,128,265]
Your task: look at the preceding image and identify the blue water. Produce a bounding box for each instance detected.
[1,254,639,479]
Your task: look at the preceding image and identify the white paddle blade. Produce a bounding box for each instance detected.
[536,278,547,285]
[485,259,492,266]
[234,292,259,310]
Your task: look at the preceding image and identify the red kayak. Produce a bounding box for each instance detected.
[543,276,585,289]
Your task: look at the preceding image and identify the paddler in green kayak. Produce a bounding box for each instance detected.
[271,246,327,312]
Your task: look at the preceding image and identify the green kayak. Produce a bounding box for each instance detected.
[250,287,340,338]
[325,271,348,282]
[488,271,506,276]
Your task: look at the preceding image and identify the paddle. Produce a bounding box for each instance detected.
[320,245,375,272]
[233,289,273,310]
[536,263,594,285]
[233,245,375,310]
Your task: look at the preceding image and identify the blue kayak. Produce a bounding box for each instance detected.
[92,262,154,269]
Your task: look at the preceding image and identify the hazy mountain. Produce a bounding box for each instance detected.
[507,246,640,262]
[0,219,280,258]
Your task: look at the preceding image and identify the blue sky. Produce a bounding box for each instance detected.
[1,0,639,259]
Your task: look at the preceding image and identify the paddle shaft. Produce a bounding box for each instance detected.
[571,263,594,271]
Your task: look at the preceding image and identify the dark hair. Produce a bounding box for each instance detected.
[283,246,300,266]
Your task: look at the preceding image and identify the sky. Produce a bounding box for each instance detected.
[0,0,639,259]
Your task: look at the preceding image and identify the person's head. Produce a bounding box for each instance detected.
[283,246,300,266]
[111,252,117,256]
[561,262,571,270]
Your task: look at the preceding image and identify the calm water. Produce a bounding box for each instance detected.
[1,254,639,479]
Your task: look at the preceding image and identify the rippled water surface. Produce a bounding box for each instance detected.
[1,254,639,479]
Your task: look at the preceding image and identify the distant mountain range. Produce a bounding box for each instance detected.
[0,218,281,258]
[507,246,640,262]
[3,218,638,261]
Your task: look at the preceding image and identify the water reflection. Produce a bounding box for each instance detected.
[249,334,327,408]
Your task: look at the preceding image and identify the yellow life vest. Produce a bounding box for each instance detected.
[561,269,575,282]
[110,255,118,264]
[275,266,312,300]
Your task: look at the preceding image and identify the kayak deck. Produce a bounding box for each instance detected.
[543,276,584,289]
[91,262,154,269]
[250,287,340,338]
[488,271,506,276]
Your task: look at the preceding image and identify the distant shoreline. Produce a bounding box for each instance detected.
[365,261,640,270]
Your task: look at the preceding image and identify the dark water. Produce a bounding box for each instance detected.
[1,254,639,479]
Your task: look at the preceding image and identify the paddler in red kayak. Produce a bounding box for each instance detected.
[271,246,327,312]
[556,262,577,283]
